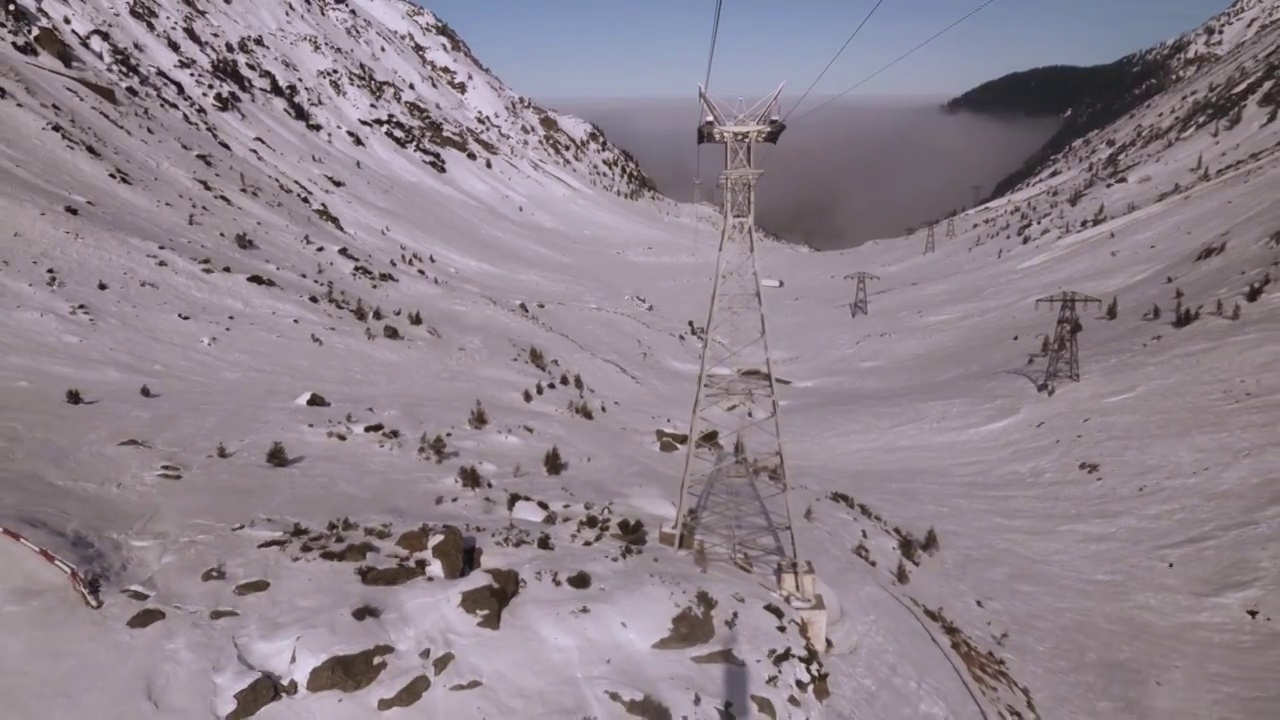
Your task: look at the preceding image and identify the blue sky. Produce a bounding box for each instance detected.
[418,0,1231,99]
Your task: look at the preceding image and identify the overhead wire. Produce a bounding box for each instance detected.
[782,0,887,123]
[695,0,725,242]
[703,0,724,91]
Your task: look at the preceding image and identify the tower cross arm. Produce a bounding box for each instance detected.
[697,83,787,145]
[1035,291,1102,308]
[844,272,880,281]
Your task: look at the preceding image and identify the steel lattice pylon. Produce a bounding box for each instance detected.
[669,84,801,571]
[844,272,879,318]
[924,224,936,255]
[1036,291,1101,395]
[946,216,957,238]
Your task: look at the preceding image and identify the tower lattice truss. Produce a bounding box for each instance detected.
[672,85,800,570]
[845,272,879,318]
[1037,291,1101,394]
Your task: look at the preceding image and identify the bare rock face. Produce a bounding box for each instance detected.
[651,590,717,650]
[376,674,431,711]
[751,694,778,720]
[566,570,592,589]
[202,565,227,582]
[234,579,271,596]
[458,568,521,630]
[319,541,378,562]
[604,690,674,720]
[306,645,394,694]
[655,429,689,447]
[227,673,295,720]
[33,26,73,67]
[431,651,455,677]
[431,525,466,579]
[357,563,425,586]
[126,607,166,629]
[449,679,483,691]
[395,526,431,554]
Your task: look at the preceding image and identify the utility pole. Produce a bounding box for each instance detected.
[844,272,879,318]
[924,224,936,255]
[1035,291,1102,396]
[662,84,825,650]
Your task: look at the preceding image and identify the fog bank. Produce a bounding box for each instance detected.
[546,96,1060,250]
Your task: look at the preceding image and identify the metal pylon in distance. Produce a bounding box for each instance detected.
[946,216,957,238]
[924,224,936,255]
[668,83,801,571]
[1035,291,1101,395]
[844,272,879,318]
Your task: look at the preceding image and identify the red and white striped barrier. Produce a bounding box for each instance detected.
[0,526,103,609]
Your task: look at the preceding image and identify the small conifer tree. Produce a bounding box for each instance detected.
[428,434,448,463]
[65,388,83,405]
[544,445,566,476]
[1231,302,1241,320]
[266,441,290,467]
[922,527,940,555]
[468,400,489,429]
[528,346,548,371]
[894,560,910,585]
[139,384,153,398]
[1105,296,1118,320]
[216,442,230,459]
[457,465,485,489]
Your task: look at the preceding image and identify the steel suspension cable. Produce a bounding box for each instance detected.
[783,0,887,123]
[695,0,726,239]
[790,0,1001,124]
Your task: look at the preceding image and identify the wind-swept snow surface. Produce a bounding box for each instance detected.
[2,0,1278,718]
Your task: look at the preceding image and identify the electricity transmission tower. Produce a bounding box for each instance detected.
[1035,291,1101,395]
[946,216,957,238]
[844,272,879,318]
[924,224,936,255]
[666,84,802,577]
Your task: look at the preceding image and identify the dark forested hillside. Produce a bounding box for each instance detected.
[944,48,1186,198]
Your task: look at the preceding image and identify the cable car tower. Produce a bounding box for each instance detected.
[663,87,823,648]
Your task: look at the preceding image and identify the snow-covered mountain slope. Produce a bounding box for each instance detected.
[949,0,1280,198]
[2,1,1278,720]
